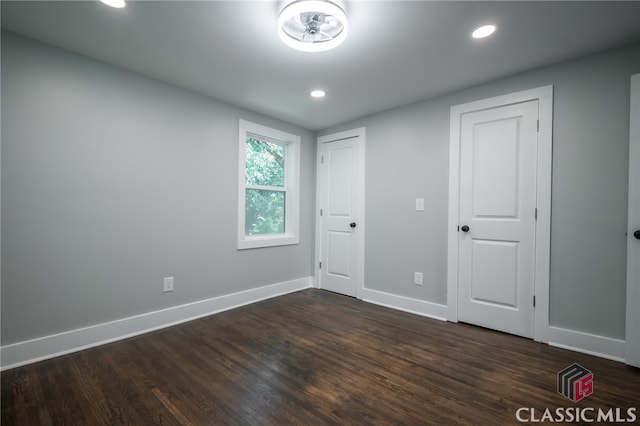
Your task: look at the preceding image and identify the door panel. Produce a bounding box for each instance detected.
[471,240,519,308]
[319,137,359,297]
[472,119,520,217]
[328,147,353,216]
[327,231,351,277]
[458,100,538,338]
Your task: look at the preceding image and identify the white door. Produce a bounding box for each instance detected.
[457,100,539,338]
[626,73,640,367]
[316,132,364,297]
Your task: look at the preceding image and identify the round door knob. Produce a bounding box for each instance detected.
[350,222,357,228]
[634,230,640,240]
[461,225,470,233]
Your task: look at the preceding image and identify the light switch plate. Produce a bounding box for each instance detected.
[416,198,425,211]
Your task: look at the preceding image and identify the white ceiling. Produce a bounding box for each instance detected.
[2,1,640,130]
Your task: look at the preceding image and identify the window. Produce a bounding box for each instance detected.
[238,120,300,249]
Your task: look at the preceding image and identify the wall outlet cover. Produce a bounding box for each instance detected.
[163,277,174,292]
[414,272,423,286]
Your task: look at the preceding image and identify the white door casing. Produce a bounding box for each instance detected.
[448,86,553,342]
[458,100,538,338]
[626,73,640,367]
[315,128,366,297]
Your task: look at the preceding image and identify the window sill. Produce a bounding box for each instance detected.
[238,234,299,250]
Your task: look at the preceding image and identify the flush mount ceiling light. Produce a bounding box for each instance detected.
[472,24,496,39]
[278,0,348,52]
[100,0,126,8]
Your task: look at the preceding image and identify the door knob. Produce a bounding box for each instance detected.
[461,225,470,233]
[634,230,640,240]
[350,222,357,228]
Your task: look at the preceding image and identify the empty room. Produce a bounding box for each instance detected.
[2,0,640,424]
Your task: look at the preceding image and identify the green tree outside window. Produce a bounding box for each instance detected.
[245,137,286,235]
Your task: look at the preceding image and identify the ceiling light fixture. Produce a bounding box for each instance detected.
[311,89,326,98]
[100,0,126,8]
[472,24,496,39]
[278,0,348,52]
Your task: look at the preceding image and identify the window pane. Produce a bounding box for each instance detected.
[245,137,285,187]
[245,189,285,235]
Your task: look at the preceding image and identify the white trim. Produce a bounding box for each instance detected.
[626,73,640,367]
[314,128,366,298]
[313,142,322,289]
[447,101,462,322]
[533,87,554,344]
[447,86,554,343]
[361,288,448,322]
[1,277,312,371]
[547,326,626,363]
[360,290,623,362]
[238,119,301,249]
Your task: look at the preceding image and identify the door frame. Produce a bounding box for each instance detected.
[626,73,640,367]
[314,128,366,298]
[446,86,553,342]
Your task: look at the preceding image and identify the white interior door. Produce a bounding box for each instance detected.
[457,100,539,338]
[317,133,363,297]
[626,73,640,367]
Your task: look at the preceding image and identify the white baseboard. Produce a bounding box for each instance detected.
[361,288,626,363]
[1,277,312,371]
[3,280,627,370]
[547,325,626,363]
[360,287,448,322]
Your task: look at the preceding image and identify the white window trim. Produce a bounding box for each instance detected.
[238,119,300,249]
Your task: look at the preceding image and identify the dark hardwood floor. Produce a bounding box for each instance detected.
[2,289,639,425]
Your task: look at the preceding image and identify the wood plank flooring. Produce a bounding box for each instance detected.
[2,289,639,425]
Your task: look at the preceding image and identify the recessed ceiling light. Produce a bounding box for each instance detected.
[472,25,496,39]
[279,0,348,52]
[311,90,326,98]
[100,0,126,8]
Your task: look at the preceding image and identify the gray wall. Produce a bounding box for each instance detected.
[319,42,640,340]
[1,32,316,345]
[3,28,639,347]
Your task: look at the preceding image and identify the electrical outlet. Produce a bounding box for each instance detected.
[163,276,174,293]
[416,198,425,211]
[414,272,423,286]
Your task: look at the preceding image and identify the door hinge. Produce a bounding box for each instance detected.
[533,295,536,308]
[319,261,322,269]
[320,208,323,217]
[457,225,460,232]
[321,155,324,164]
[536,120,540,132]
[535,208,538,220]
